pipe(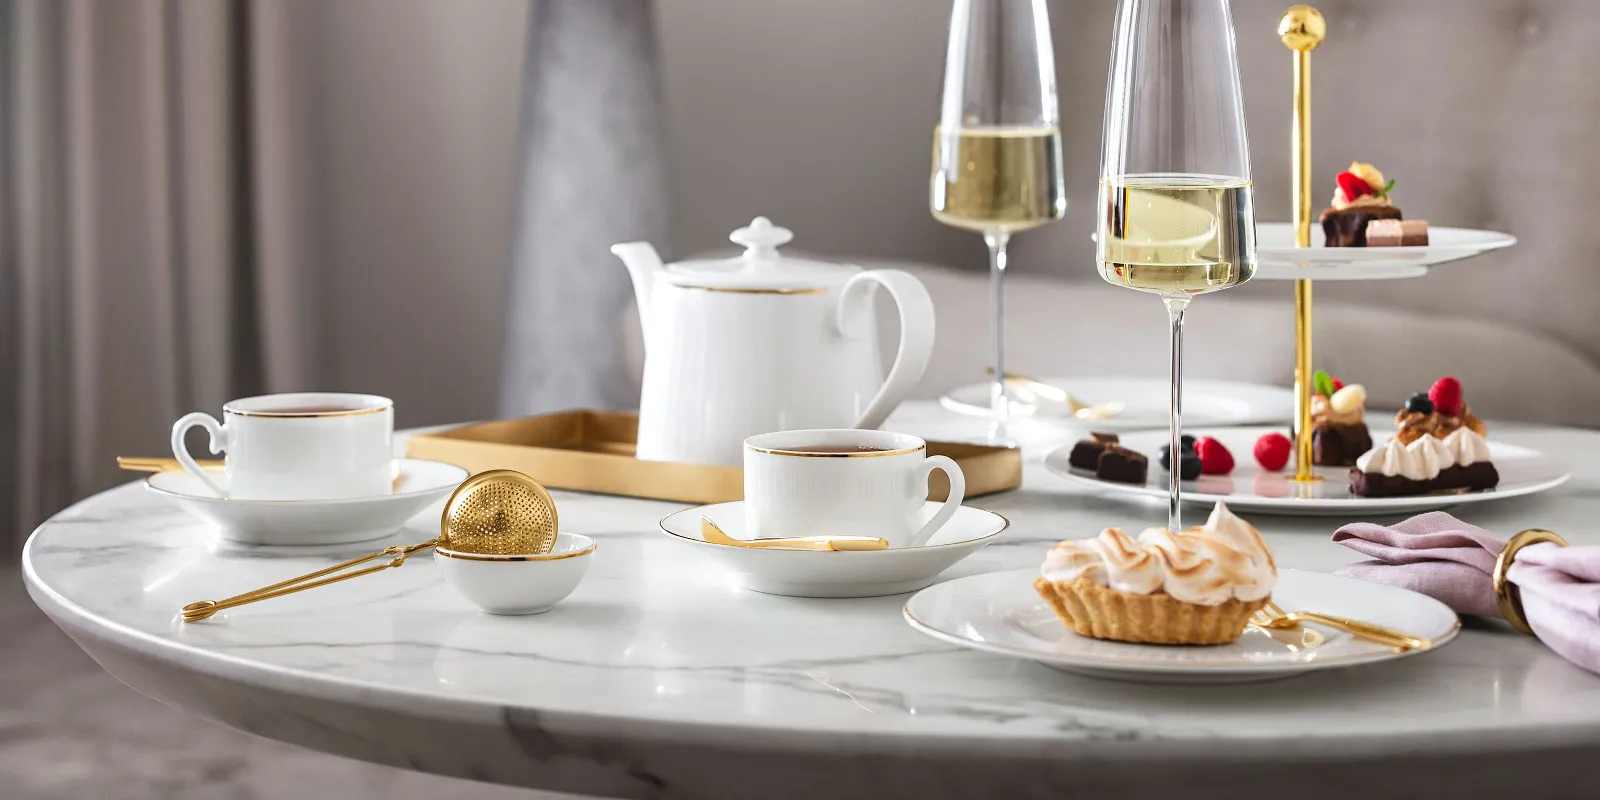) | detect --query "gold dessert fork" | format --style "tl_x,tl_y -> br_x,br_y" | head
1250,601 -> 1432,651
700,517 -> 888,551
